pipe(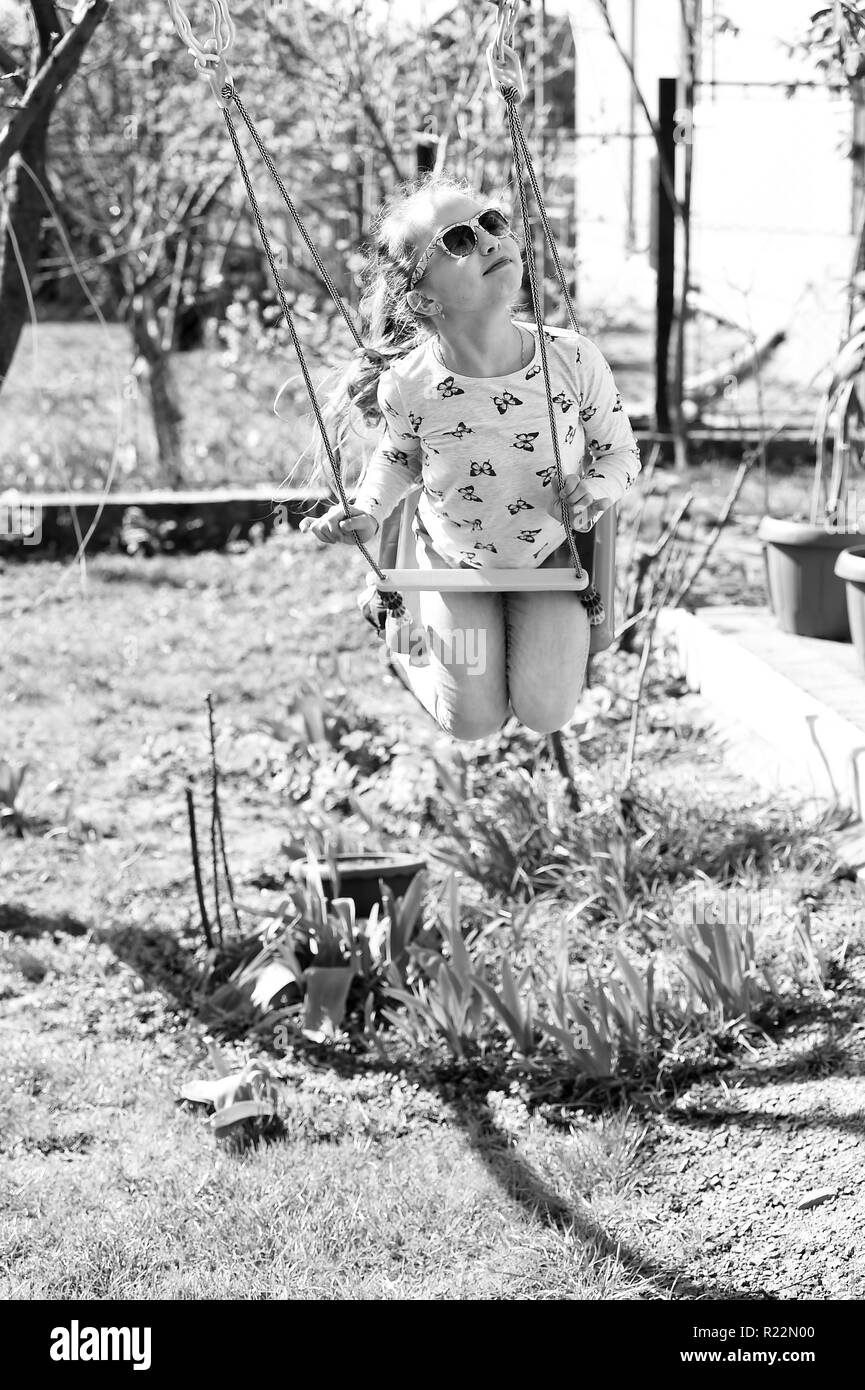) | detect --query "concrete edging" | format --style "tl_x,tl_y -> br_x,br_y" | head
657,604 -> 865,882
